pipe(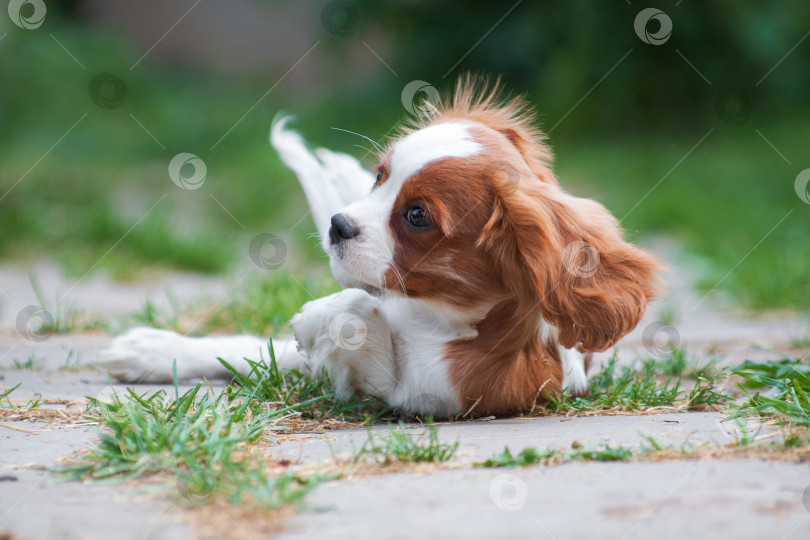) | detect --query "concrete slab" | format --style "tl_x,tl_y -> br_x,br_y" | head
0,469 -> 190,540
270,412 -> 746,465
279,461 -> 810,540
